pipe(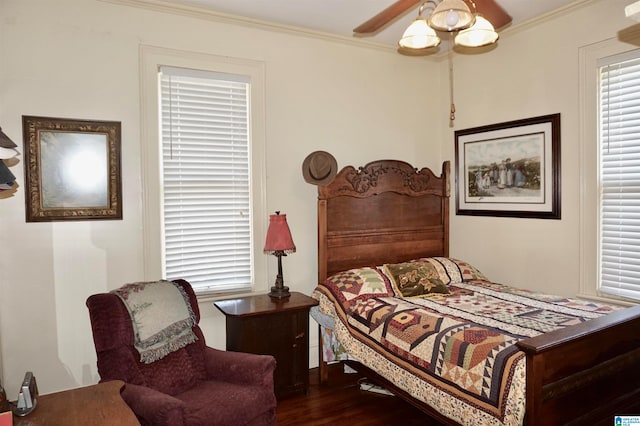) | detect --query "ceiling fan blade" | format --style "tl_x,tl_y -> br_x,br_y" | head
353,0 -> 422,34
473,0 -> 512,30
